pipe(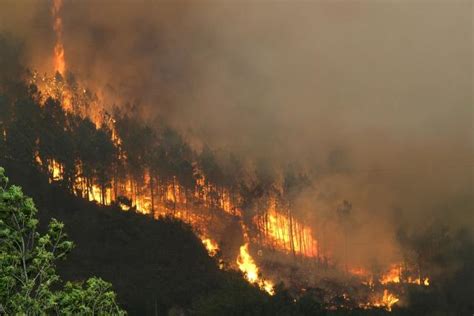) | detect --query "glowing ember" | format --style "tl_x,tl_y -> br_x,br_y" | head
237,243 -> 274,295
